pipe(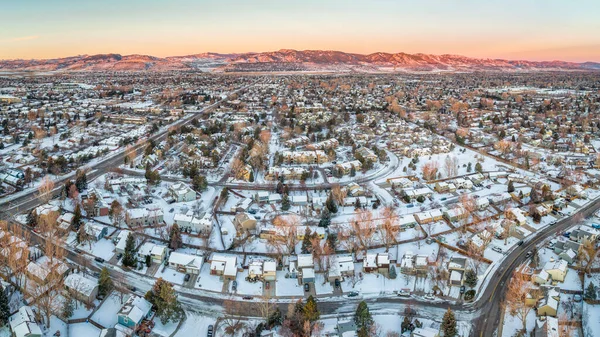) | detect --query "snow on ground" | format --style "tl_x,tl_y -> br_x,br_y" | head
174,311 -> 215,337
71,303 -> 95,320
314,274 -> 334,295
77,238 -> 116,261
46,316 -> 68,337
501,308 -> 536,337
234,270 -> 263,296
0,327 -> 10,337
195,264 -> 224,292
155,267 -> 186,285
583,302 -> 600,336
275,271 -> 304,297
152,318 -> 180,337
69,323 -> 101,337
91,292 -> 126,328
